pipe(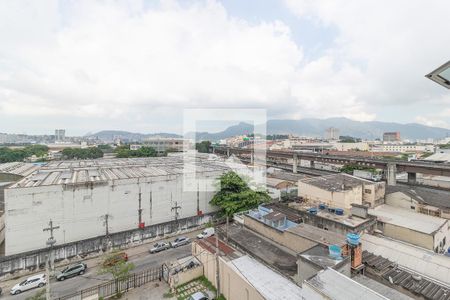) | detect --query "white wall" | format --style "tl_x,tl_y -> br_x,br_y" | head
5,171 -> 221,255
